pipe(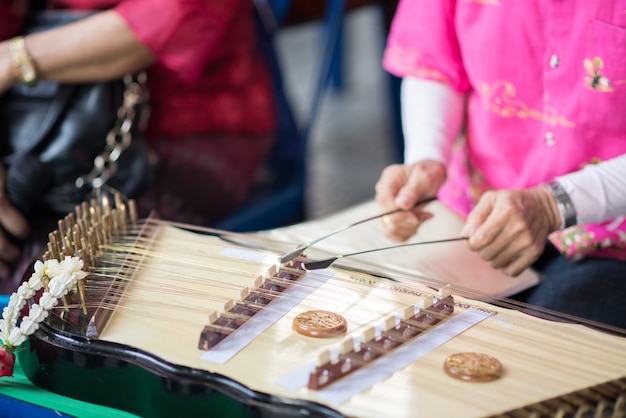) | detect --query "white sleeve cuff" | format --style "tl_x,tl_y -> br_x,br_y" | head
556,153 -> 626,225
400,77 -> 466,165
